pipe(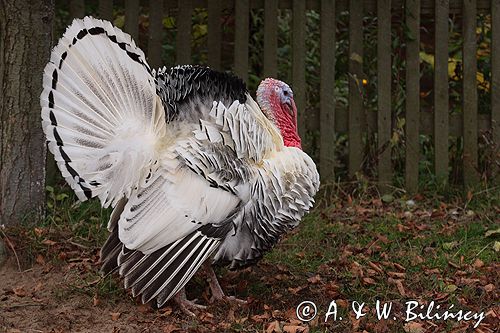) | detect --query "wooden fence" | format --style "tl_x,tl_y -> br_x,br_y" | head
61,0 -> 499,192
